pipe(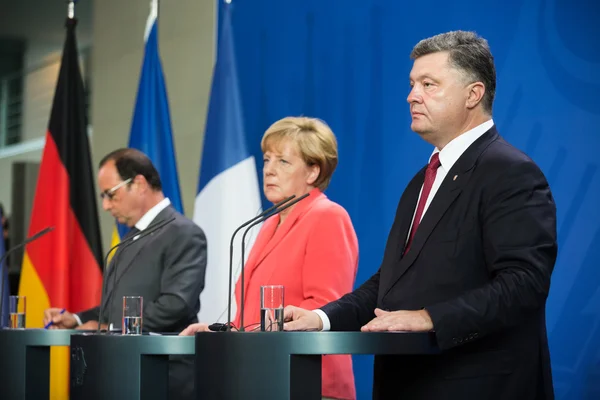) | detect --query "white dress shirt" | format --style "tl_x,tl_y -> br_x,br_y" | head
74,197 -> 172,326
315,120 -> 495,331
134,197 -> 171,234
